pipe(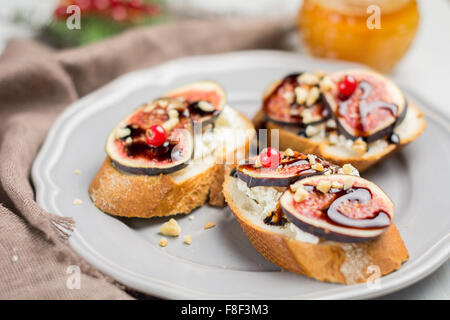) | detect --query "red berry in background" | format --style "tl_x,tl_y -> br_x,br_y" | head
54,5 -> 68,19
128,0 -> 144,10
145,3 -> 160,16
145,125 -> 167,147
93,0 -> 110,10
75,0 -> 92,11
111,4 -> 128,21
109,0 -> 123,7
259,148 -> 281,168
338,75 -> 357,99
